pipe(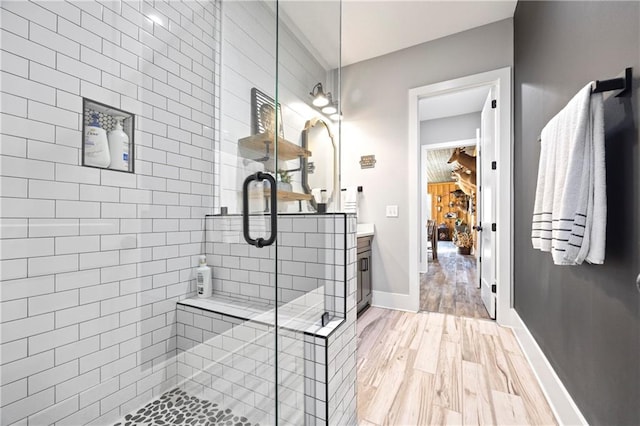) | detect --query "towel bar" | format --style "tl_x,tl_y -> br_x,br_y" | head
592,67 -> 632,97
